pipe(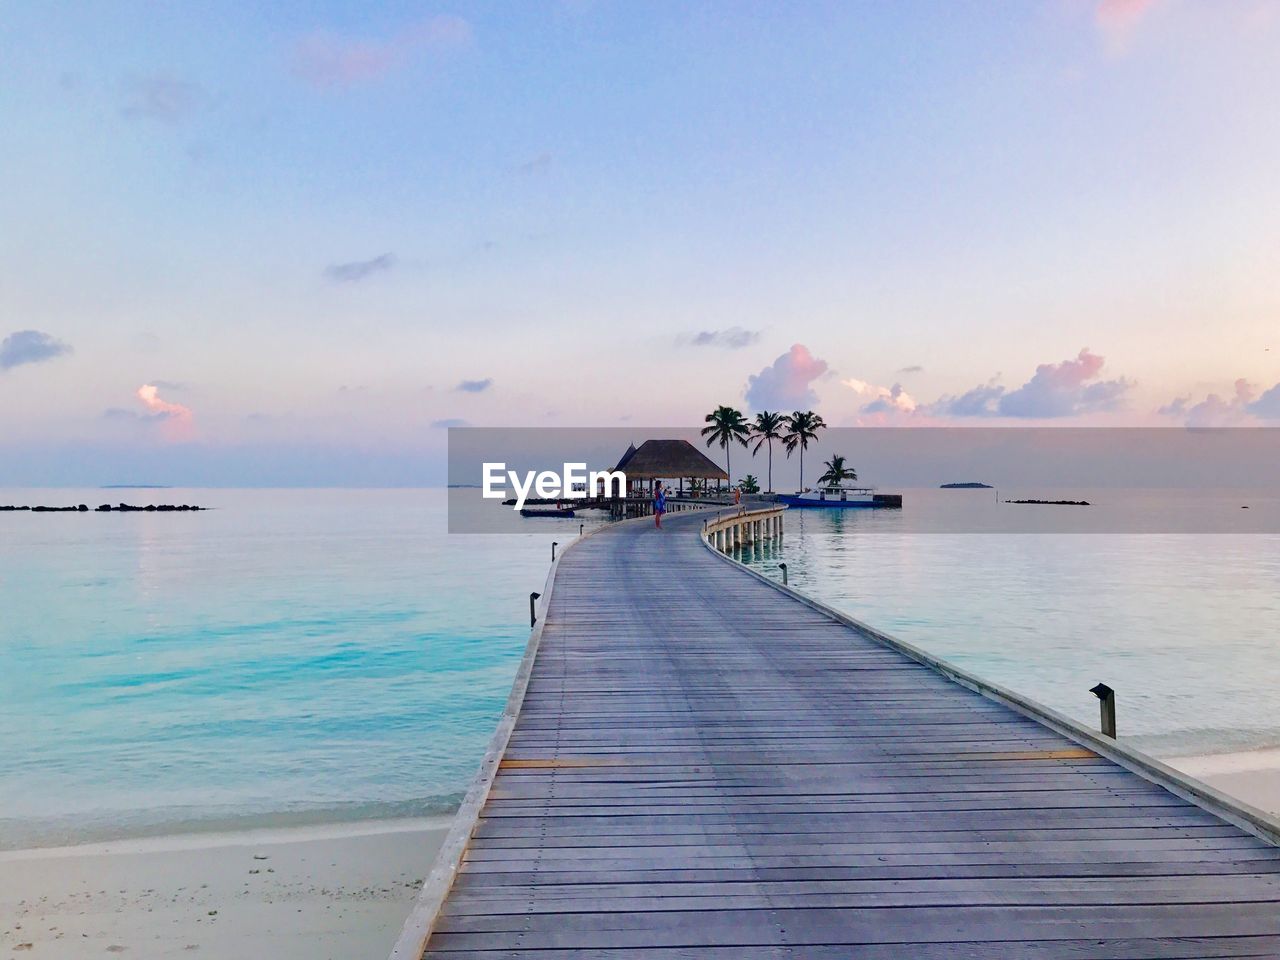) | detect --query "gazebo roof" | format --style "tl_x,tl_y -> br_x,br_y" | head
614,439 -> 728,480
